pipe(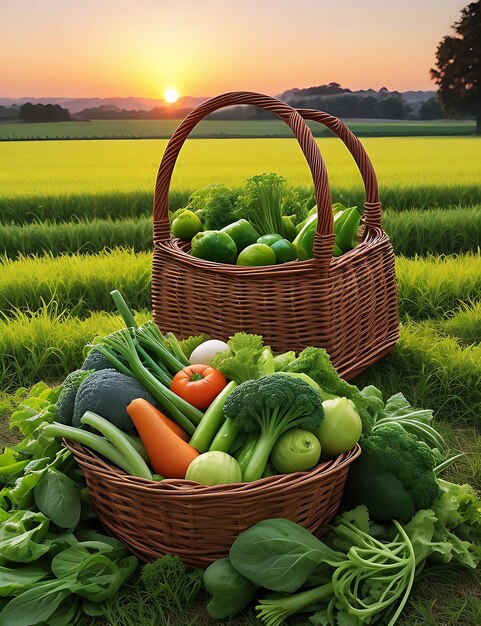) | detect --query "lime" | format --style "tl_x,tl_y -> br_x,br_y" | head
190,230 -> 237,264
257,234 -> 283,246
236,243 -> 276,266
270,238 -> 298,263
171,210 -> 203,240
